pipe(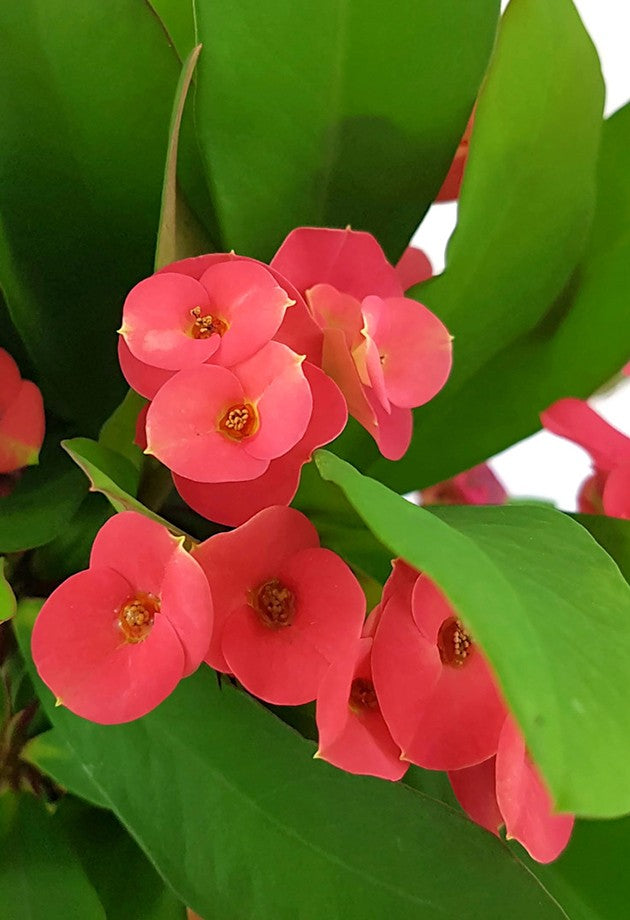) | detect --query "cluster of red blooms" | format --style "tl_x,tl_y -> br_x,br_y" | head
119,227 -> 451,525
0,348 -> 45,496
24,221 -> 629,866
